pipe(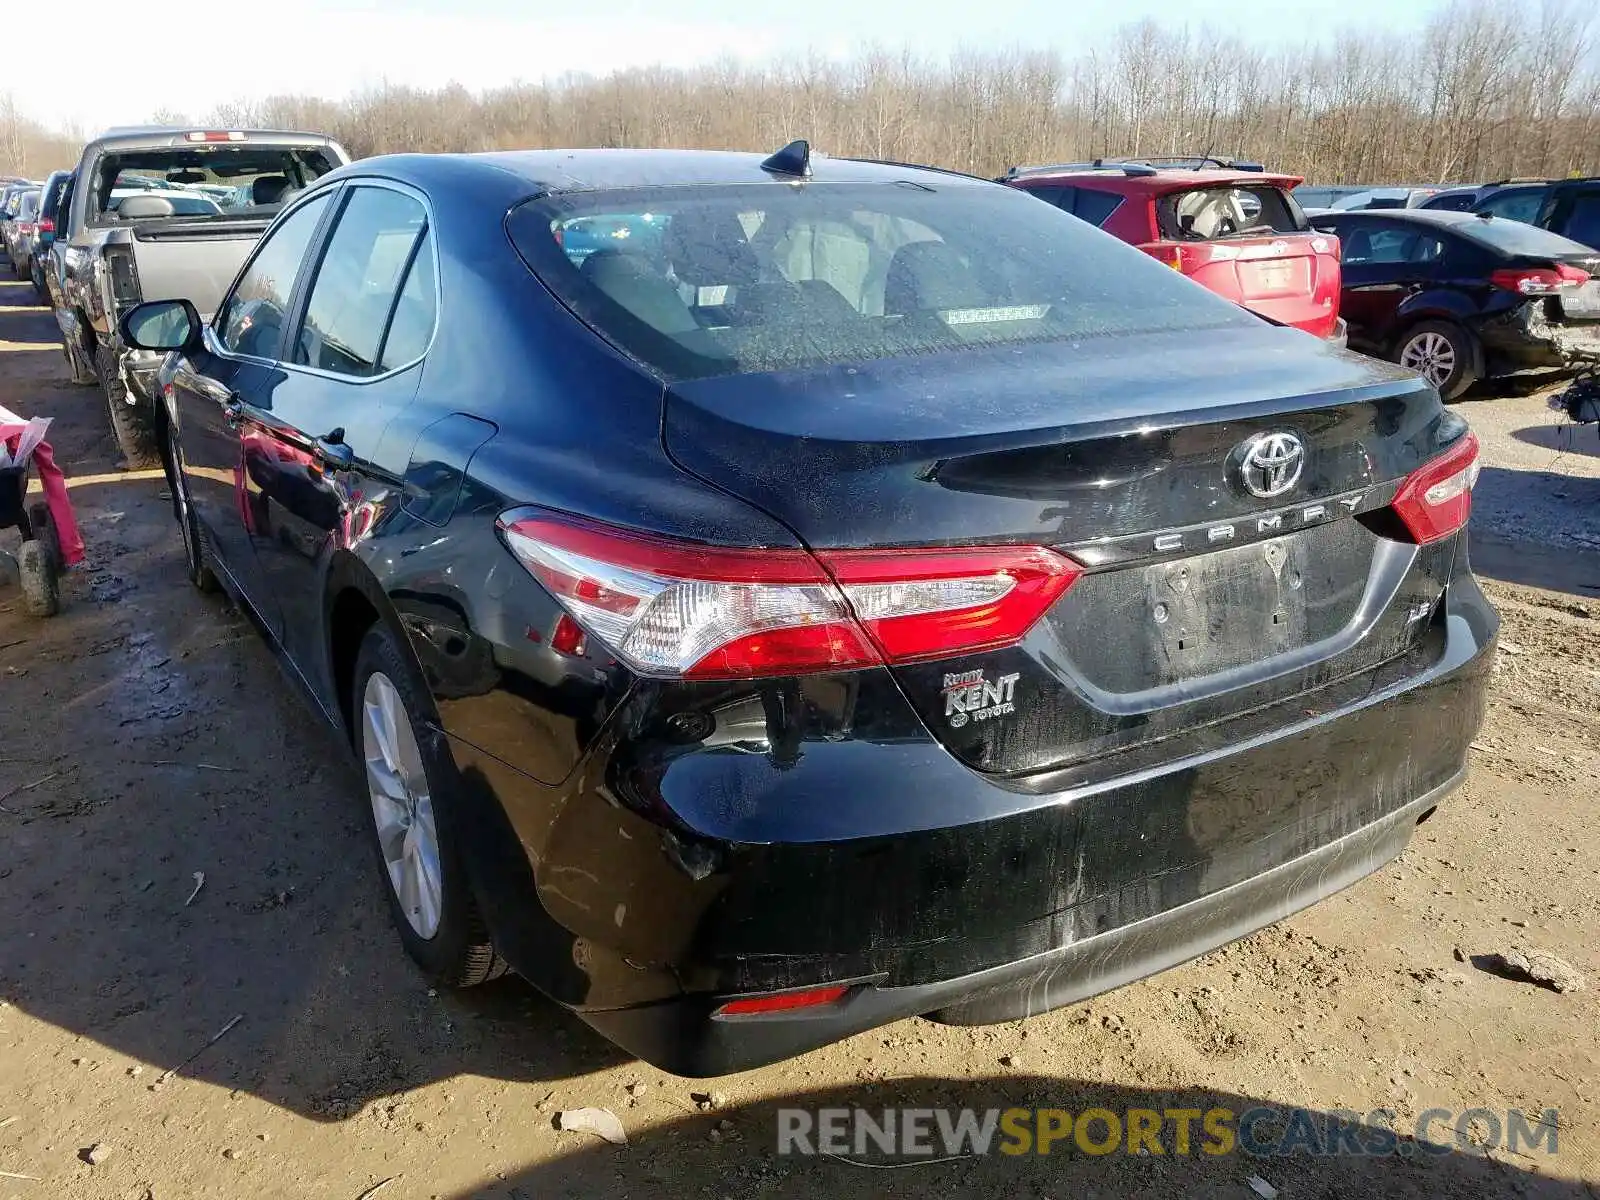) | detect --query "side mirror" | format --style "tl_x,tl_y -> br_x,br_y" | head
121,298 -> 201,352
